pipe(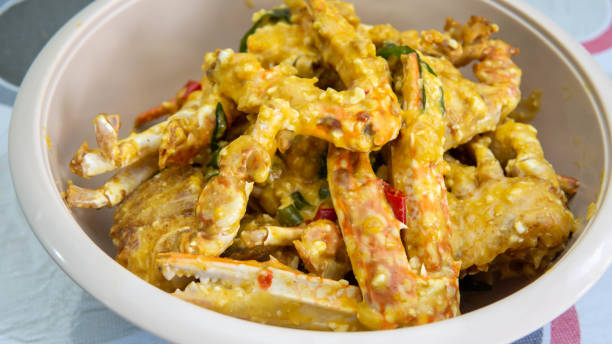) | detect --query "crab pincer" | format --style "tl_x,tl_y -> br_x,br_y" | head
169,101 -> 290,256
390,51 -> 461,323
157,253 -> 364,331
183,0 -> 405,257
327,147 -> 420,329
